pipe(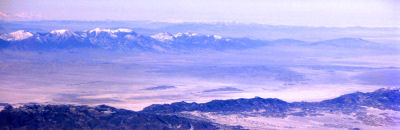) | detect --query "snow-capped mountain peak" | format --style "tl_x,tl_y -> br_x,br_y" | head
173,33 -> 183,38
113,28 -> 132,33
151,33 -> 173,42
47,29 -> 80,40
173,32 -> 198,38
89,28 -> 132,34
88,28 -> 133,38
89,28 -> 116,37
0,30 -> 33,41
152,32 -> 222,42
212,35 -> 222,39
184,32 -> 198,37
50,29 -> 69,34
89,28 -> 107,33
